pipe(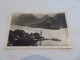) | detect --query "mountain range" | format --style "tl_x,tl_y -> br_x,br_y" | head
11,13 -> 67,30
